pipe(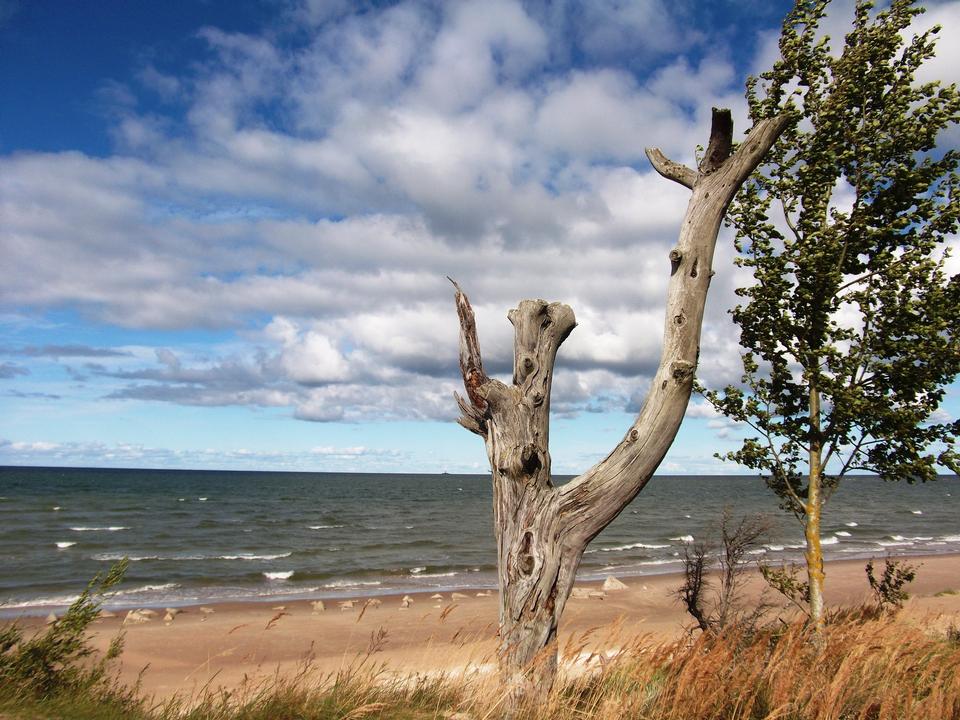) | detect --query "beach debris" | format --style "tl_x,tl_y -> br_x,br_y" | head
45,613 -> 57,625
602,576 -> 628,591
164,608 -> 182,617
431,593 -> 444,600
339,601 -> 355,611
311,600 -> 326,613
570,588 -> 591,600
587,590 -> 606,600
123,610 -> 151,625
400,598 -> 413,609
163,612 -> 175,623
402,594 -> 414,603
272,605 -> 287,610
200,606 -> 215,614
98,610 -> 117,619
475,590 -> 492,597
451,592 -> 469,601
137,608 -> 158,617
433,604 -> 443,609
